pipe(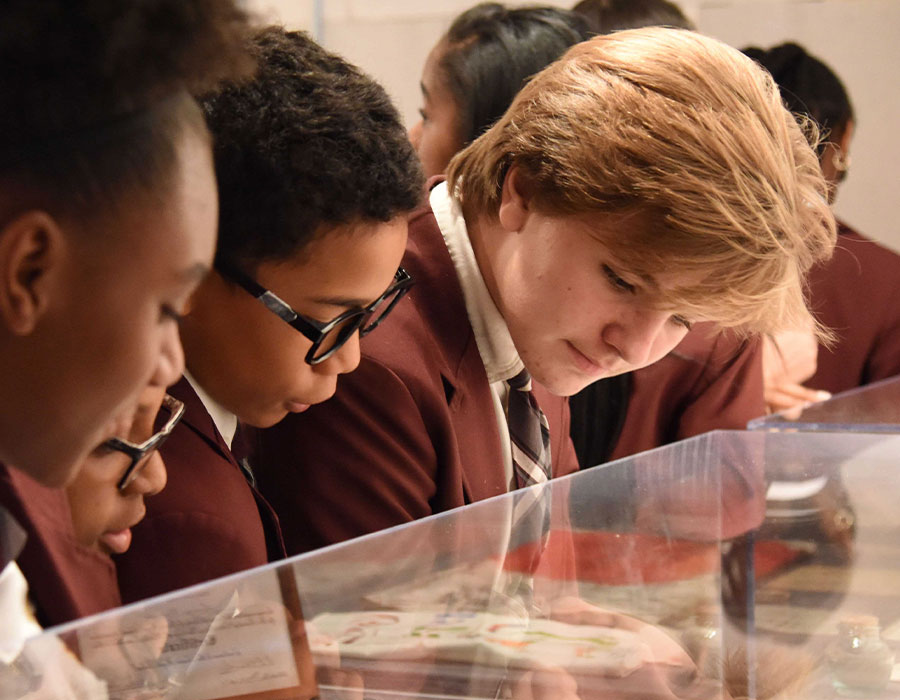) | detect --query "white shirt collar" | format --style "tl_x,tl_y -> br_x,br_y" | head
0,562 -> 42,663
184,371 -> 238,450
430,181 -> 524,383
